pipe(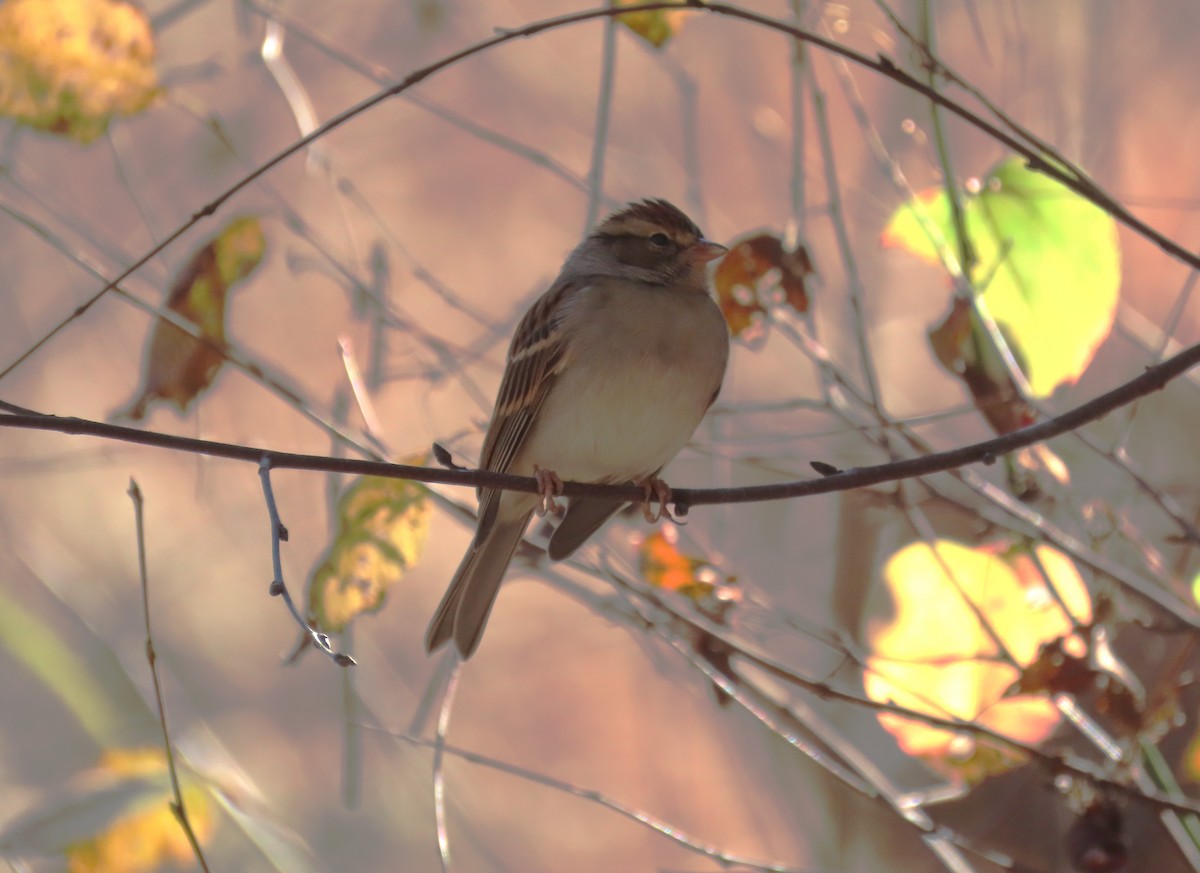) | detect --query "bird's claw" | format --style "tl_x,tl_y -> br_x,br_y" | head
534,466 -> 564,516
638,476 -> 674,523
